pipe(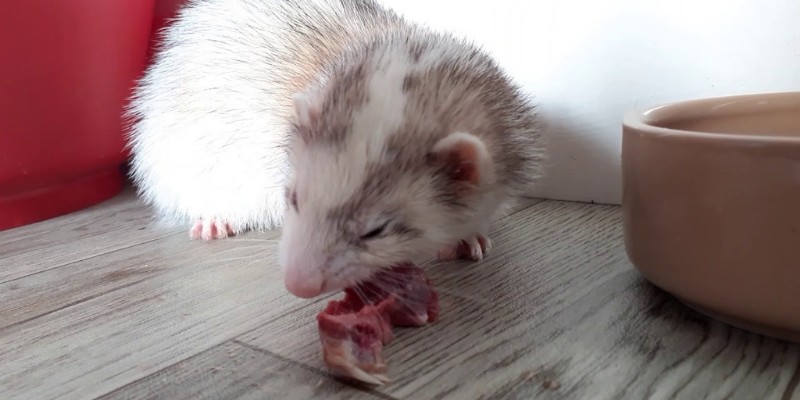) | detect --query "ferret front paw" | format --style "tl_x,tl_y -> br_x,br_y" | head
437,233 -> 493,262
190,218 -> 235,241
